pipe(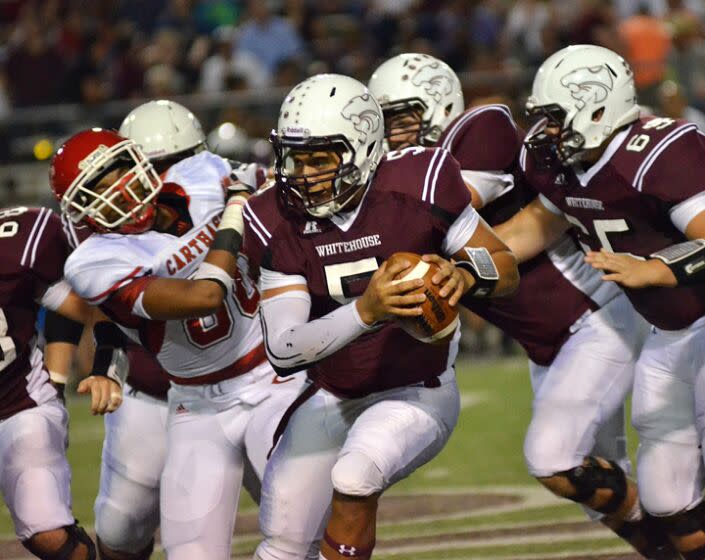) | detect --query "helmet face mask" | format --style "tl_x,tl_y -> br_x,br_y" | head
381,99 -> 428,150
524,104 -> 586,167
51,130 -> 162,234
272,74 -> 385,219
272,132 -> 363,218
